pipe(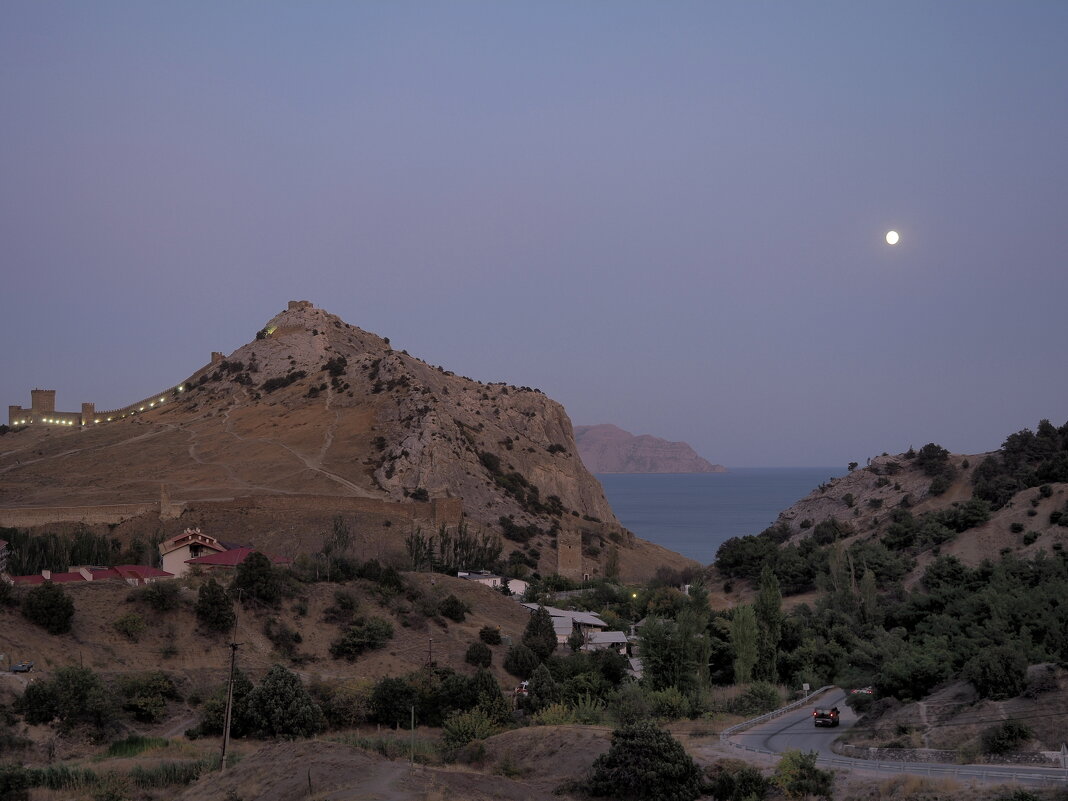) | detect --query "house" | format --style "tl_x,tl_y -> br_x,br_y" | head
521,603 -> 609,645
581,630 -> 630,655
457,571 -> 529,597
158,528 -> 233,577
185,546 -> 291,573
